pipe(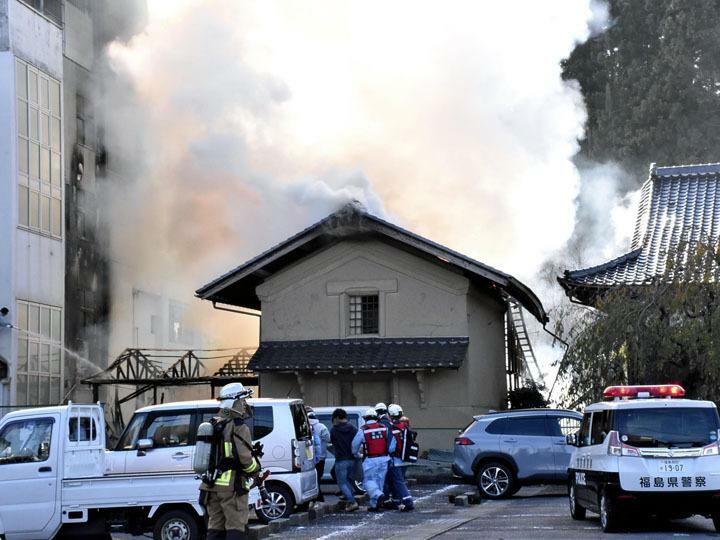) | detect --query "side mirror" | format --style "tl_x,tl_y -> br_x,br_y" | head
137,438 -> 153,456
566,433 -> 577,447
